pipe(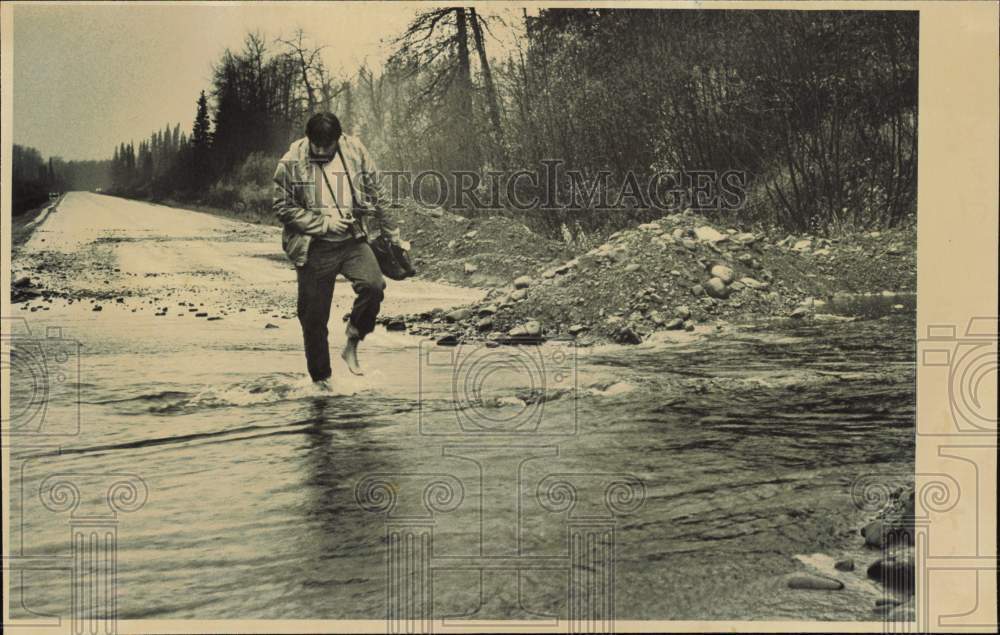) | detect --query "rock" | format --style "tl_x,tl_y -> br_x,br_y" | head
649,311 -> 665,326
476,317 -> 494,331
464,230 -> 478,239
446,308 -> 473,322
672,228 -> 685,241
638,222 -> 661,231
740,277 -> 767,290
446,239 -> 457,250
513,276 -> 533,289
568,324 -> 588,336
624,263 -> 641,273
682,238 -> 698,251
786,573 -> 845,591
425,207 -> 444,218
709,264 -> 735,284
703,277 -> 730,299
861,519 -> 884,547
508,325 -> 527,337
12,287 -> 42,303
464,262 -> 478,274
13,276 -> 31,288
691,284 -> 706,297
733,232 -> 757,244
386,319 -> 407,331
675,305 -> 692,320
195,312 -> 208,317
670,269 -> 681,277
729,280 -> 745,292
834,559 -> 855,572
510,289 -> 528,301
867,547 -> 915,593
683,320 -> 695,331
898,485 -> 916,518
554,260 -> 577,274
265,323 -> 280,329
523,320 -> 542,337
436,334 -> 460,346
862,518 -> 914,548
92,305 -> 103,311
885,602 -> 916,621
664,317 -> 684,330
478,305 -> 497,317
542,269 -> 556,279
605,248 -> 626,263
694,226 -> 726,242
207,316 -> 223,321
611,325 -> 642,345
789,306 -> 811,319
792,239 -> 812,251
